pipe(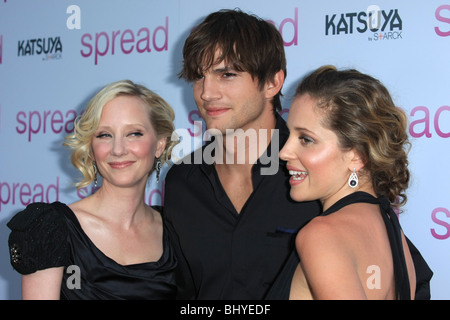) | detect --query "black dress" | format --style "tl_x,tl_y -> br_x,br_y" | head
7,202 -> 177,300
265,192 -> 433,300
